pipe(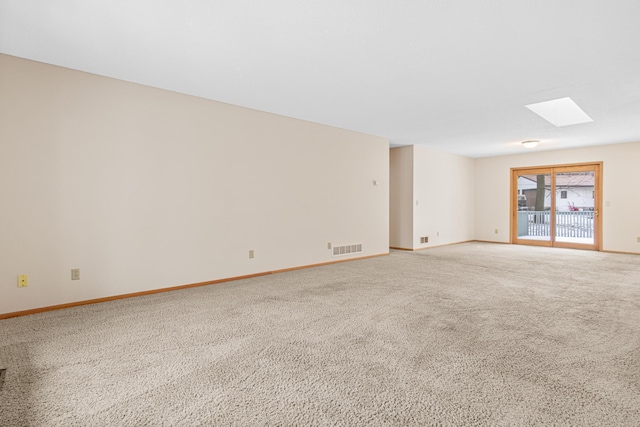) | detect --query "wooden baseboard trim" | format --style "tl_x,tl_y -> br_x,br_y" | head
391,241 -> 477,252
274,253 -> 388,273
413,240 -> 475,251
602,249 -> 640,256
0,253 -> 389,320
473,240 -> 510,244
0,272 -> 272,320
